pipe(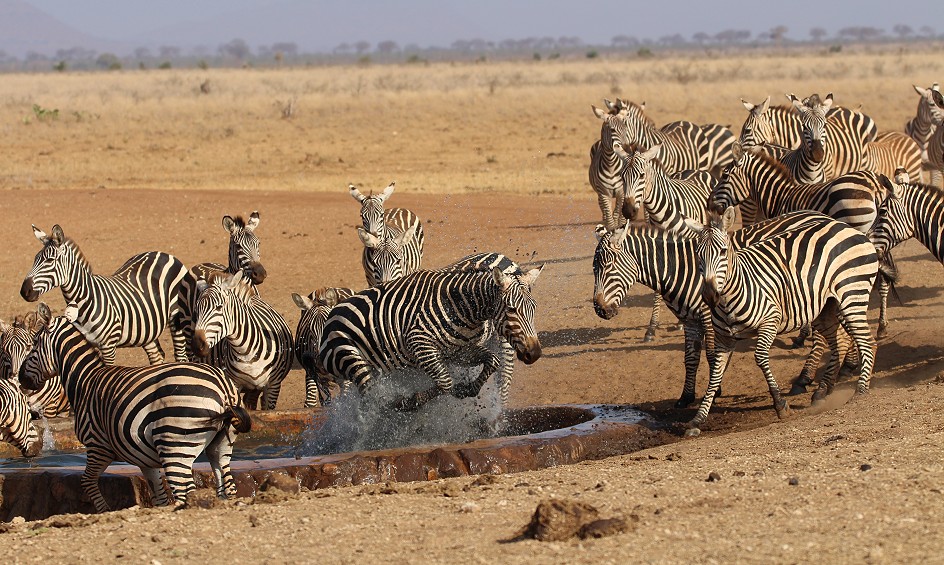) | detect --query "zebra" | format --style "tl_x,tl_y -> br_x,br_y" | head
21,224 -> 191,364
19,304 -> 251,512
0,306 -> 69,418
905,83 -> 944,186
319,266 -> 542,414
0,377 -> 41,458
593,211 -> 853,408
738,97 -> 804,151
192,271 -> 294,410
350,182 -> 425,286
779,93 -> 876,184
699,122 -> 737,178
292,286 -> 355,408
681,208 -> 883,430
863,131 -> 923,182
189,212 -> 267,287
